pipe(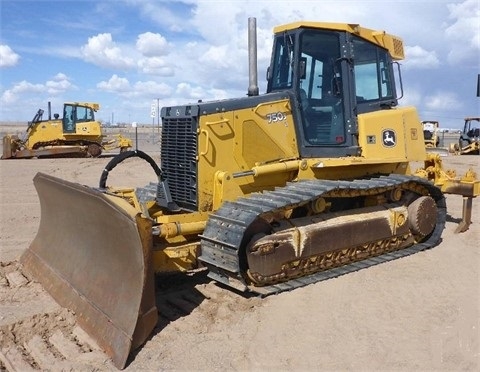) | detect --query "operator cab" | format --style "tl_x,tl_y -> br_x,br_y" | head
62,103 -> 97,133
463,117 -> 480,139
267,23 -> 401,157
